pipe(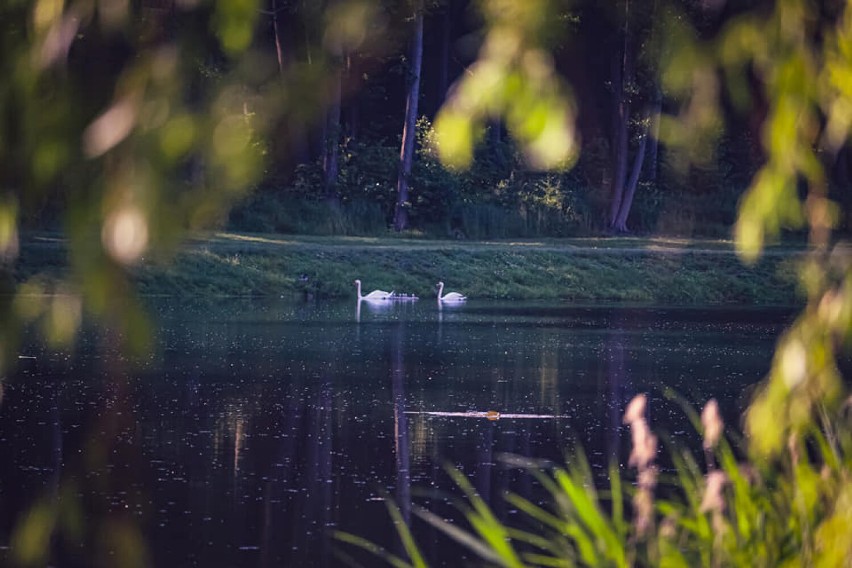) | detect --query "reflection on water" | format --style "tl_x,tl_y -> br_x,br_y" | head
0,298 -> 791,566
